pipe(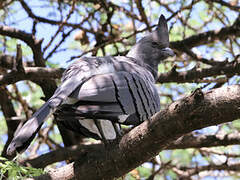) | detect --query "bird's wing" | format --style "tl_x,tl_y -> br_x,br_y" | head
55,71 -> 160,140
48,56 -> 116,107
